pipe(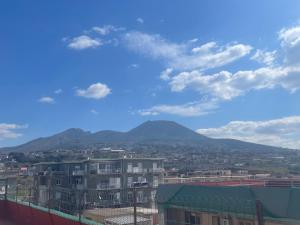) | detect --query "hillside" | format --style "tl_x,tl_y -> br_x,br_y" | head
0,120 -> 288,152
